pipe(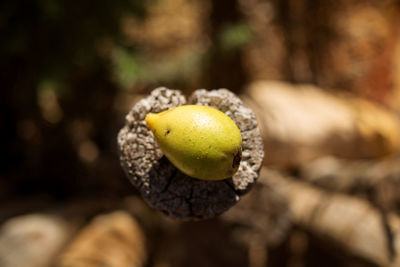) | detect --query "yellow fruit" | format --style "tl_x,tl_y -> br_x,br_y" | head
145,105 -> 242,180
